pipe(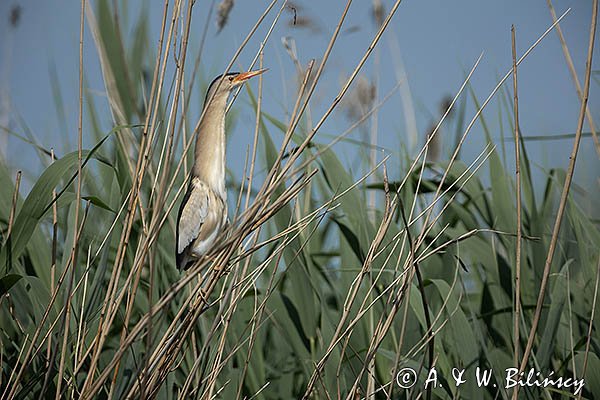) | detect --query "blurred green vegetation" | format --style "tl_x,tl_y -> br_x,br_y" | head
1,1 -> 598,399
